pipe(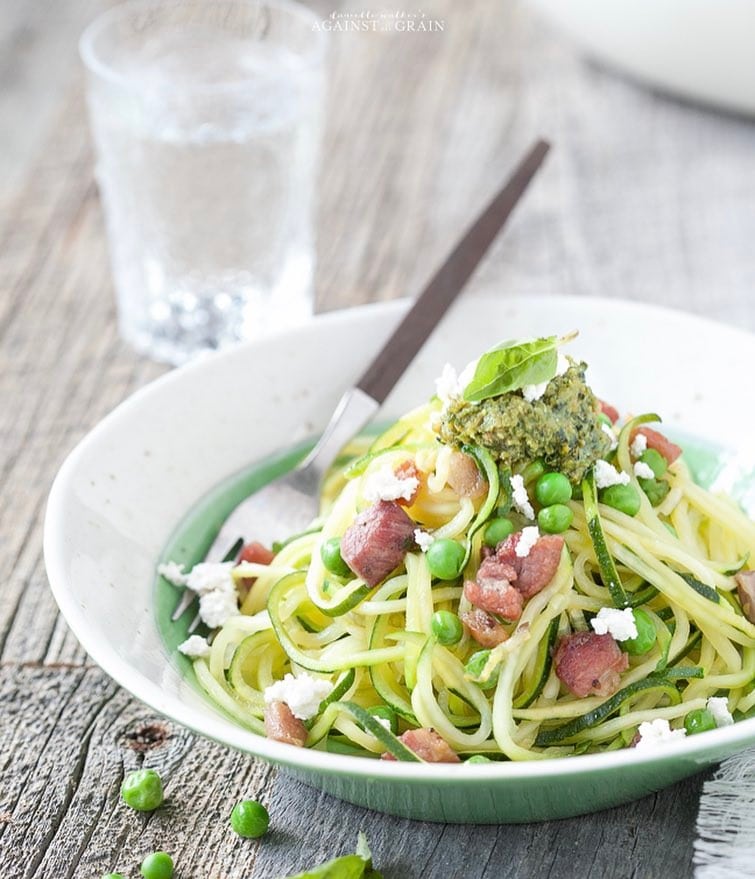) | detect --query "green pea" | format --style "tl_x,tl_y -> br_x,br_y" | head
483,517 -> 514,547
638,477 -> 670,508
465,650 -> 499,690
622,609 -> 656,655
534,472 -> 572,507
140,852 -> 173,879
600,483 -> 641,517
120,769 -> 163,812
230,799 -> 270,839
684,708 -> 717,735
537,503 -> 573,534
367,705 -> 398,735
426,538 -> 465,580
431,610 -> 463,646
320,537 -> 352,578
466,755 -> 491,764
640,448 -> 668,478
